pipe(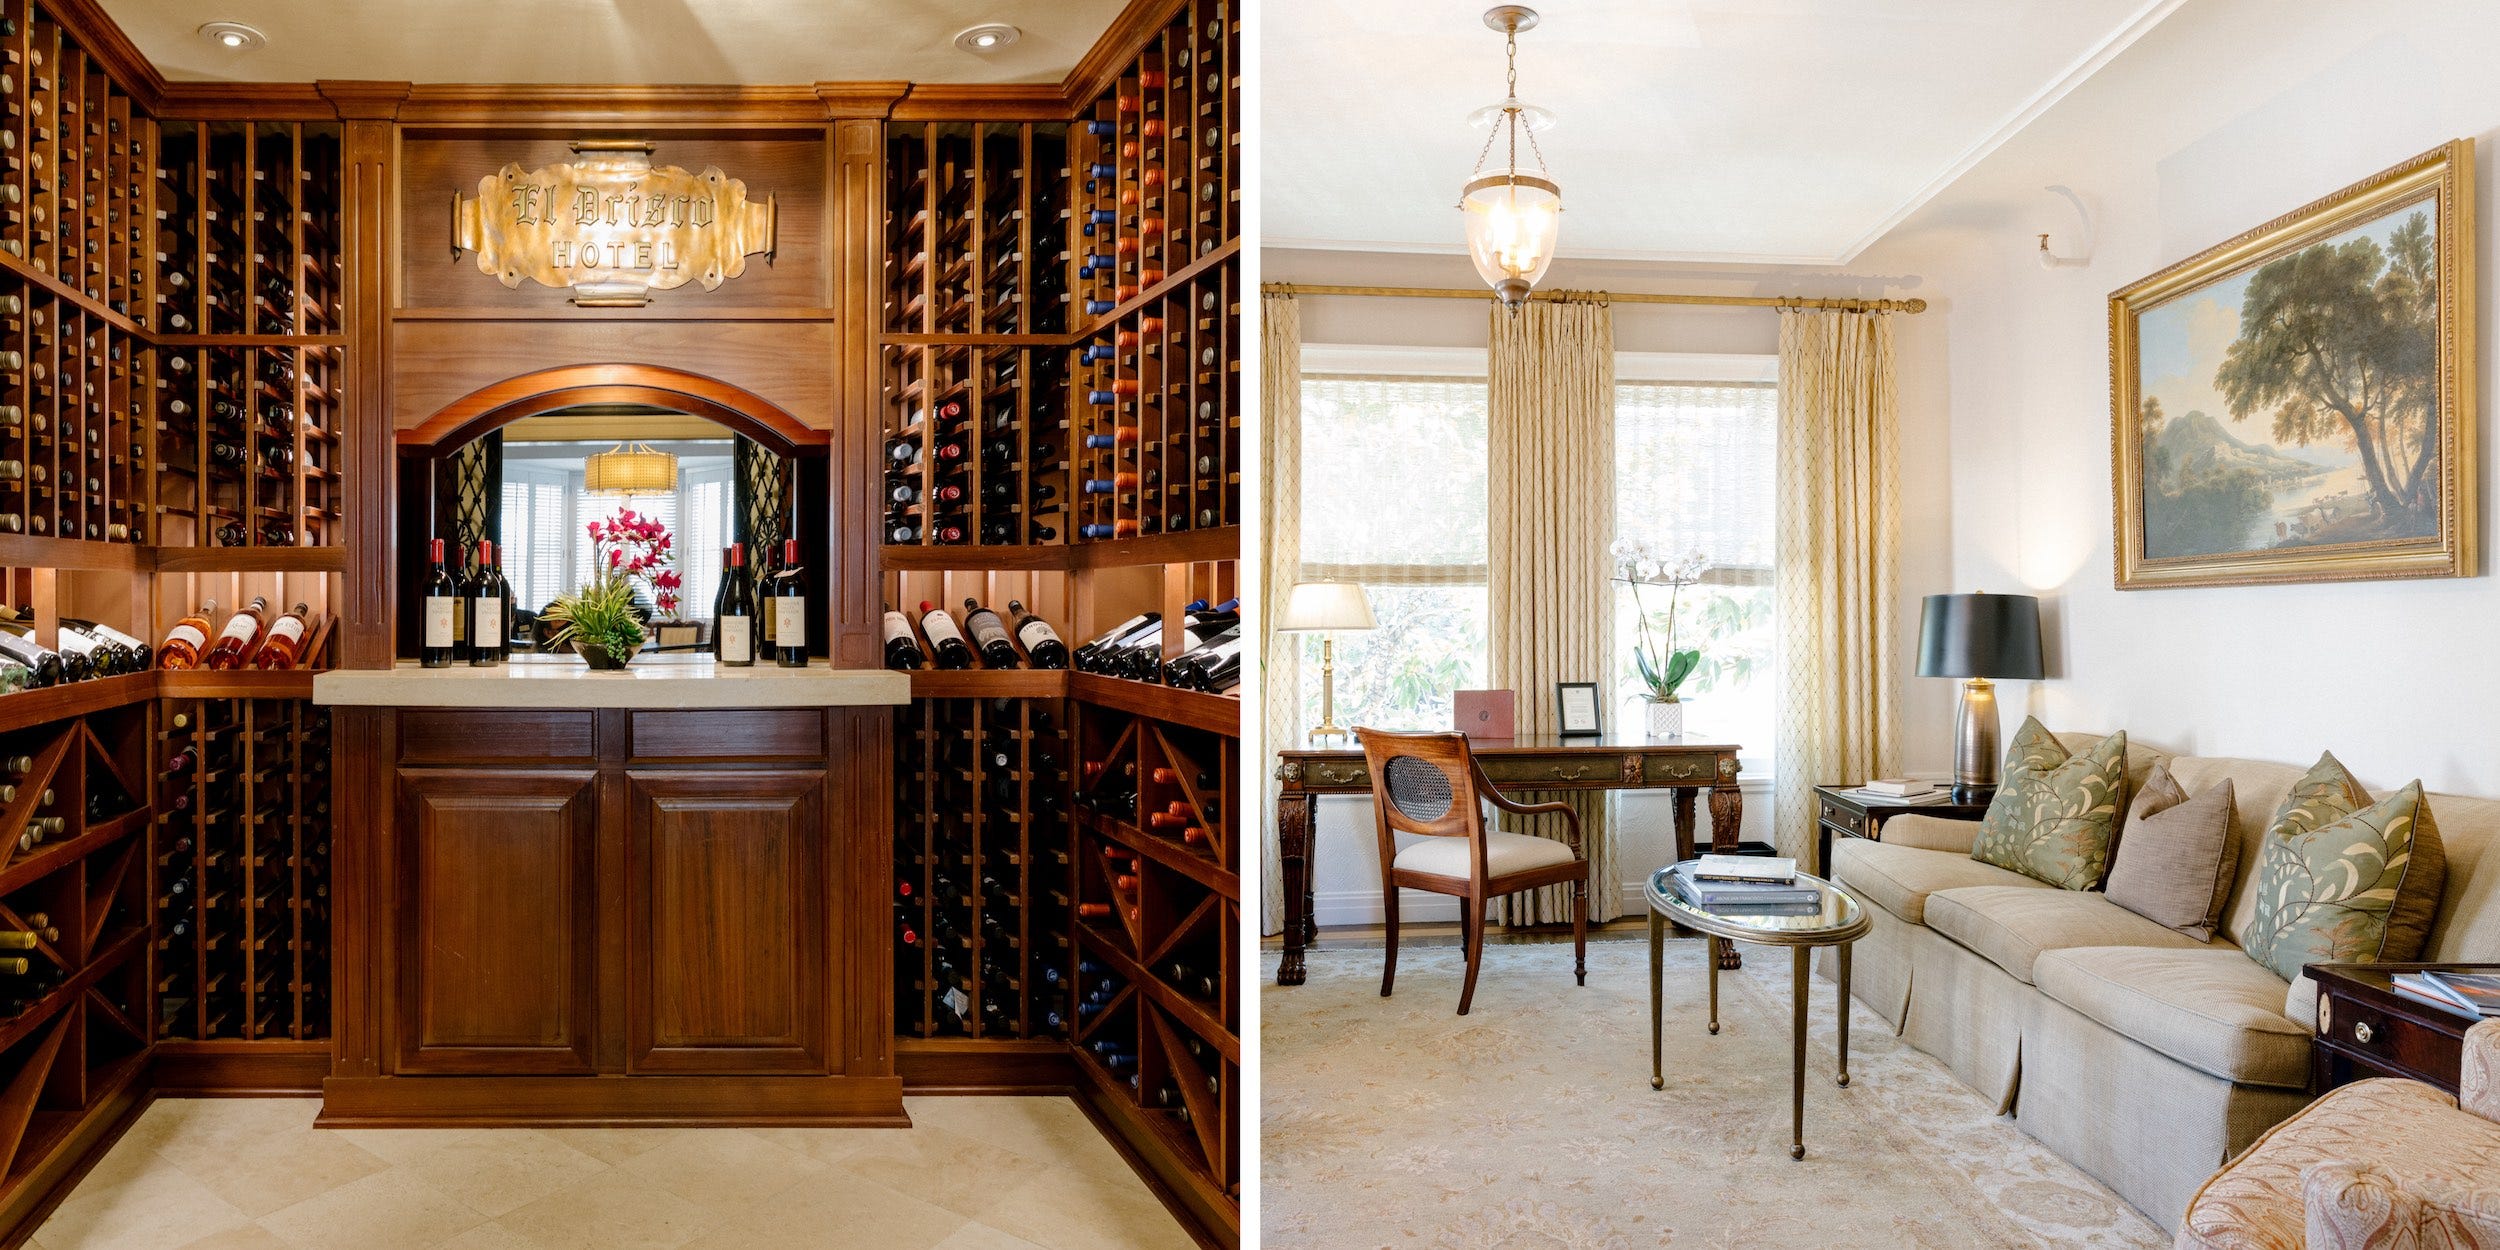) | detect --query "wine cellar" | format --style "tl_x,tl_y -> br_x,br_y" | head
0,0 -> 1244,1245
878,0 -> 1243,1237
